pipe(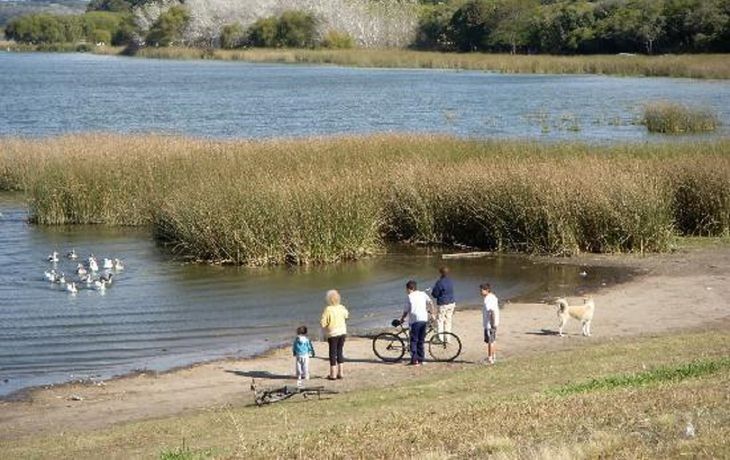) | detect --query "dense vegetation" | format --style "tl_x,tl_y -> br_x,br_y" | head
4,0 -> 730,54
4,9 -> 135,46
1,135 -> 728,265
416,0 -> 730,54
